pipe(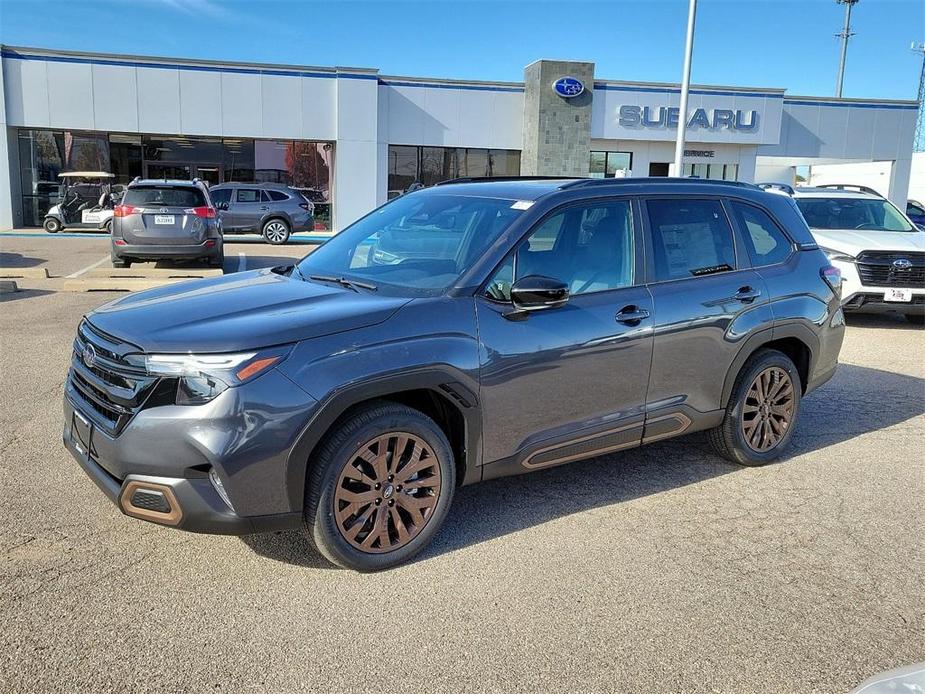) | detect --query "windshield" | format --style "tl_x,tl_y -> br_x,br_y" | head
795,197 -> 914,232
296,193 -> 526,296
